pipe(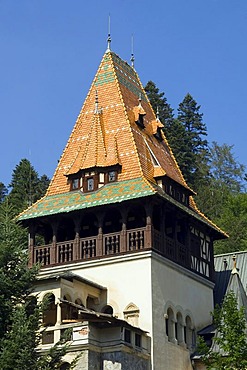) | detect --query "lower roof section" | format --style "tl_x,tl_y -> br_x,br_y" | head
18,177 -> 155,221
18,176 -> 226,238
